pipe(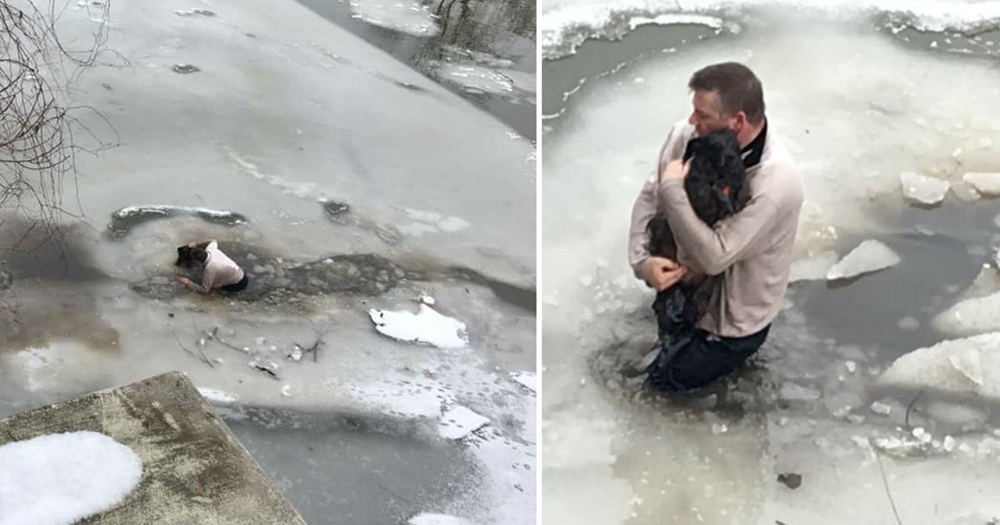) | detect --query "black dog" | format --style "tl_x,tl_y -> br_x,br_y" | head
643,128 -> 751,390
